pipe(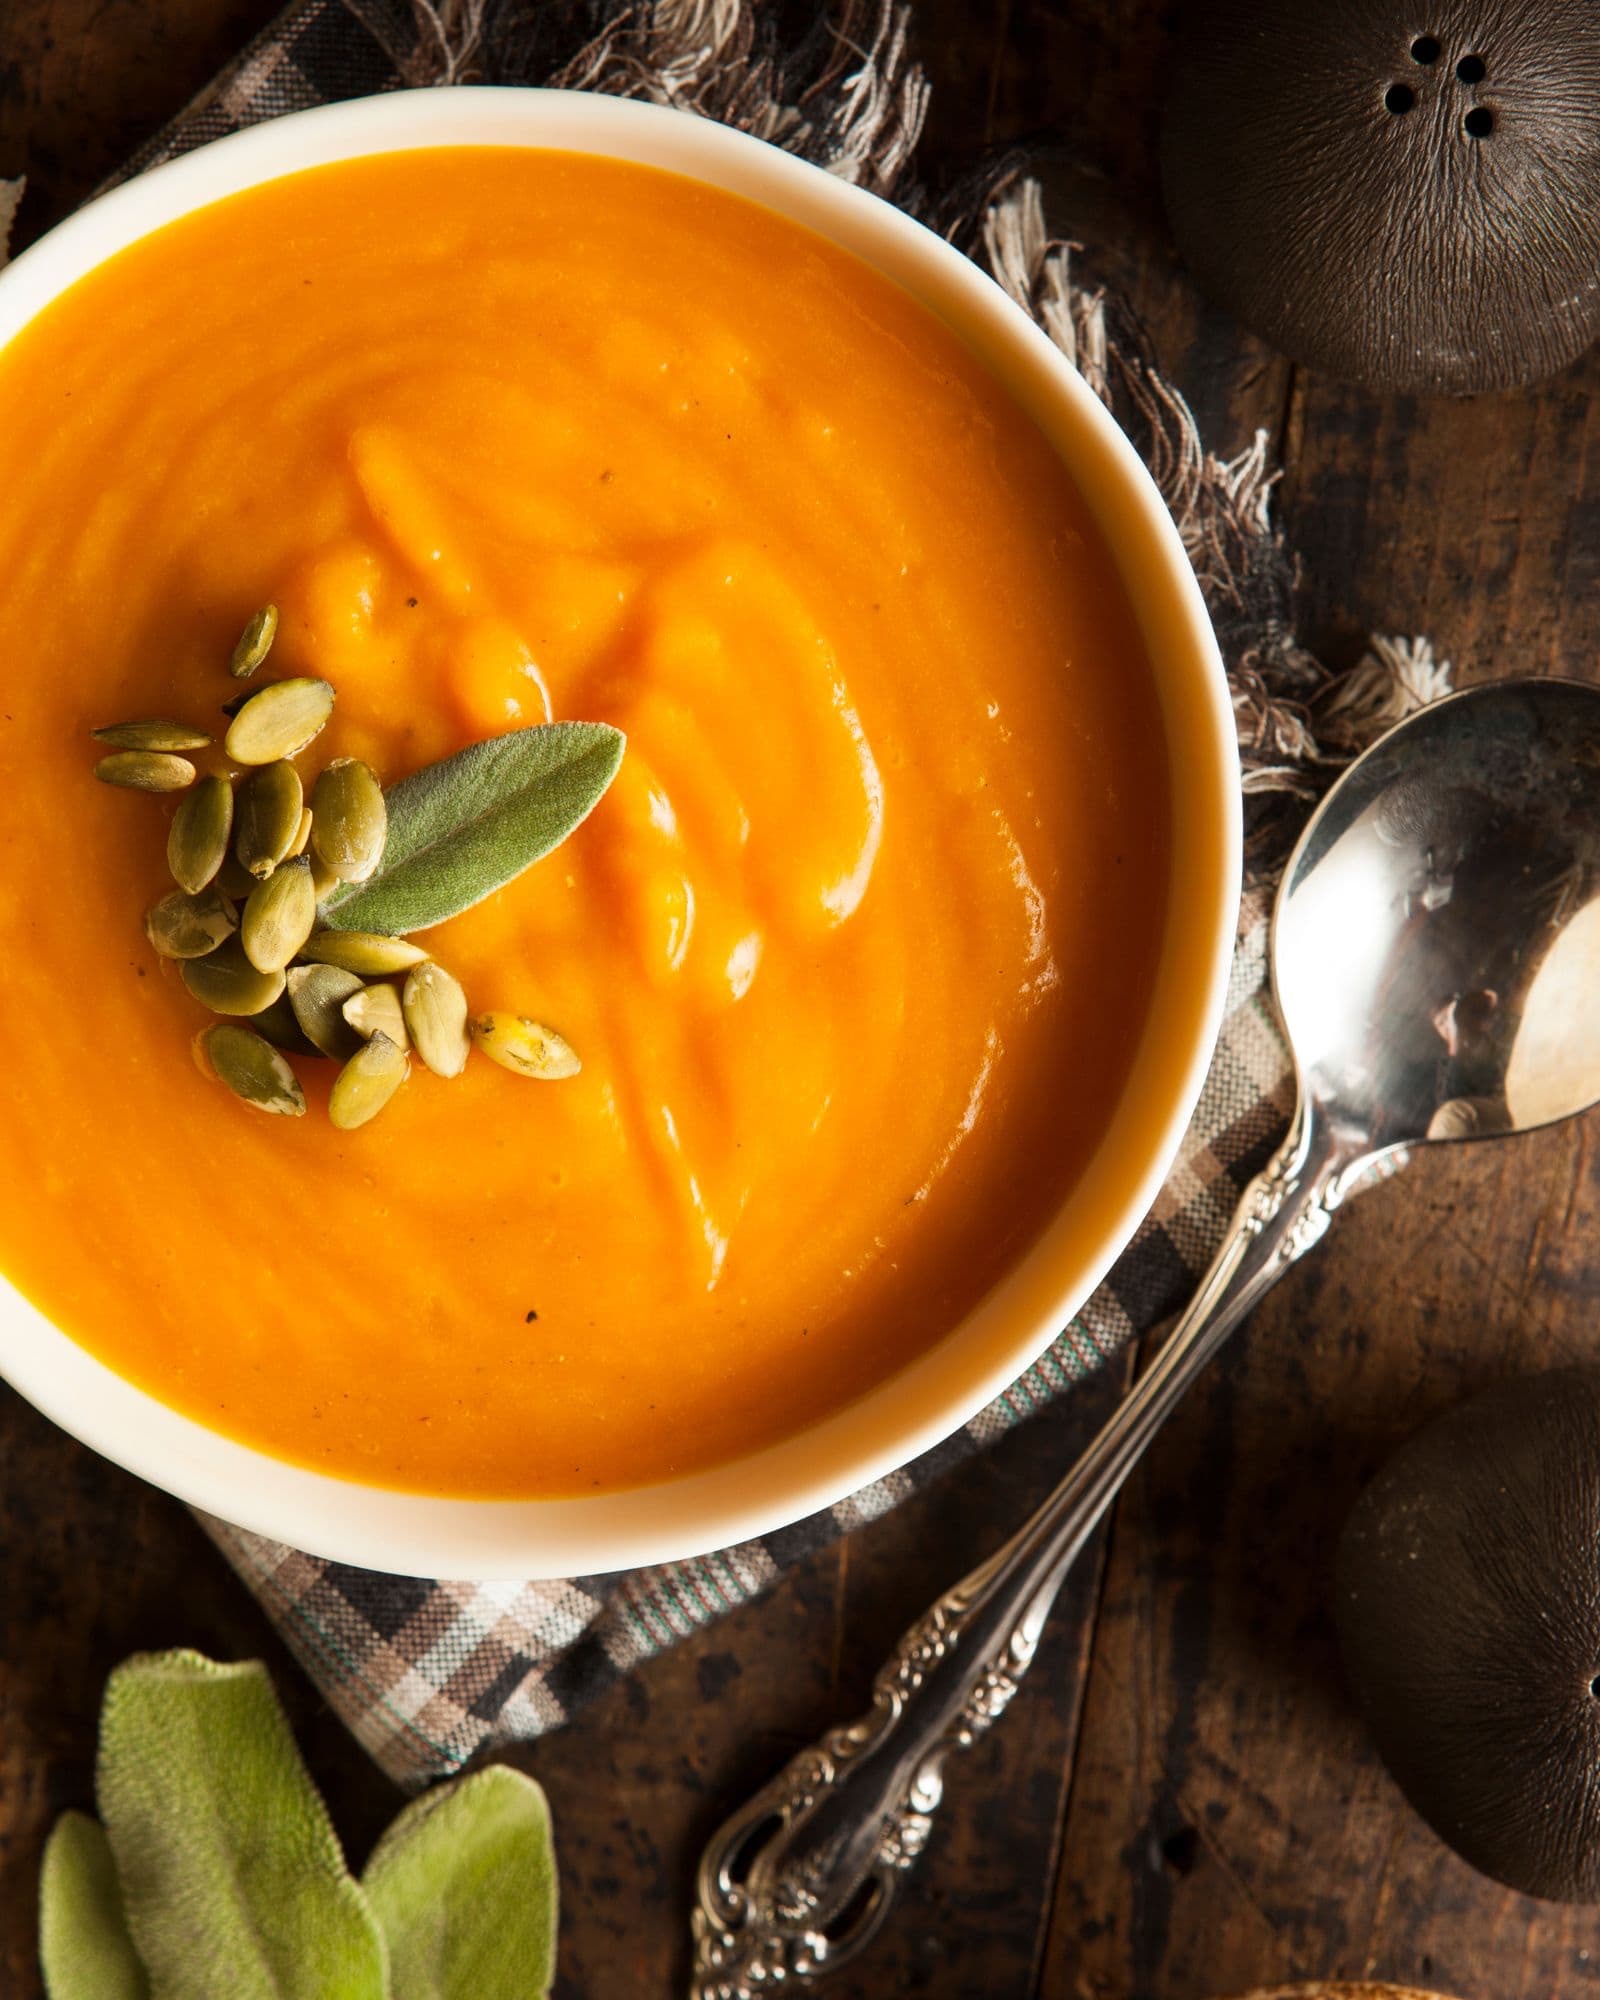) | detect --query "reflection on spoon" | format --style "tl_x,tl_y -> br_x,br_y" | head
1507,893 -> 1600,1130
